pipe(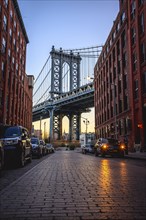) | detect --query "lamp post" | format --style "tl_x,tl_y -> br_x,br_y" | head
82,117 -> 90,134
